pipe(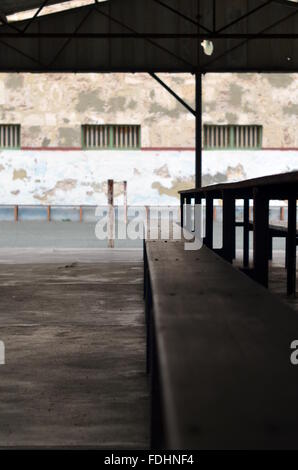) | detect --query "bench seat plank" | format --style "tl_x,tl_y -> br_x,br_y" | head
146,240 -> 298,449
